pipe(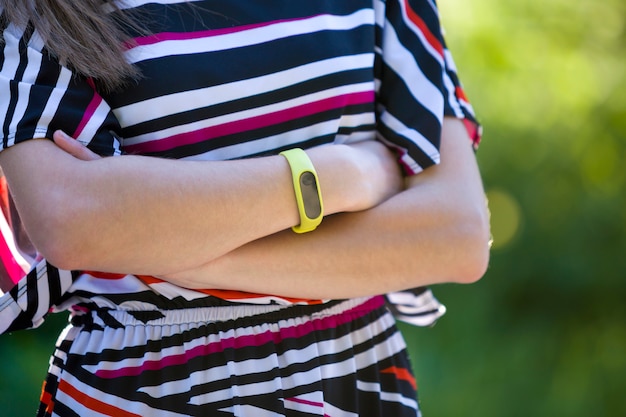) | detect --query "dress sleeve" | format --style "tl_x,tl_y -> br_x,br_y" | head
0,21 -> 122,333
374,0 -> 481,175
0,21 -> 122,155
376,0 -> 482,327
